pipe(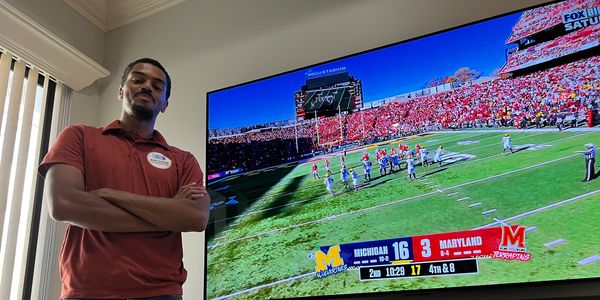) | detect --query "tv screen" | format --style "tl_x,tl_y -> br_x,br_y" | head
205,0 -> 600,299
